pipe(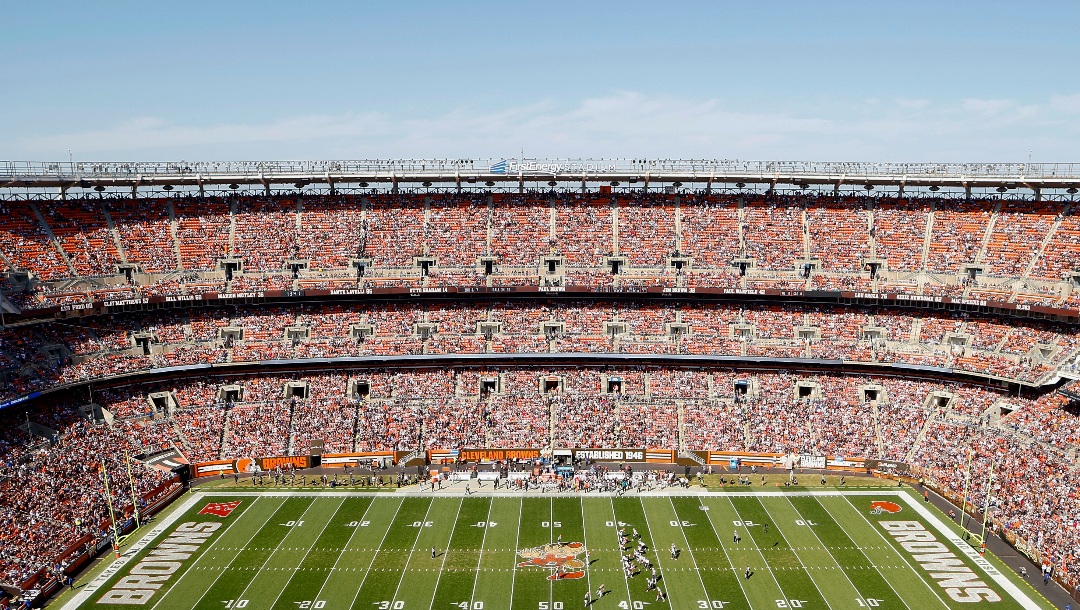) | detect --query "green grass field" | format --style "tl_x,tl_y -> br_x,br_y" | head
61,488 -> 1051,610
